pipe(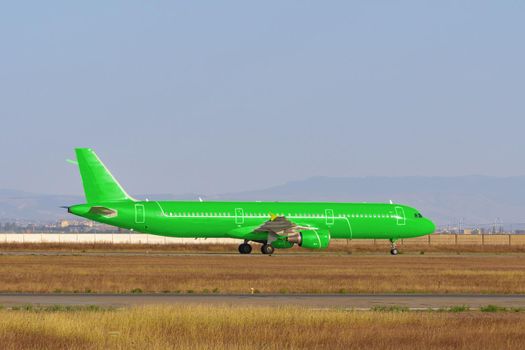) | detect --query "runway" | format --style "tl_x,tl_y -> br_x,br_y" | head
1,293 -> 525,309
0,250 -> 520,258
